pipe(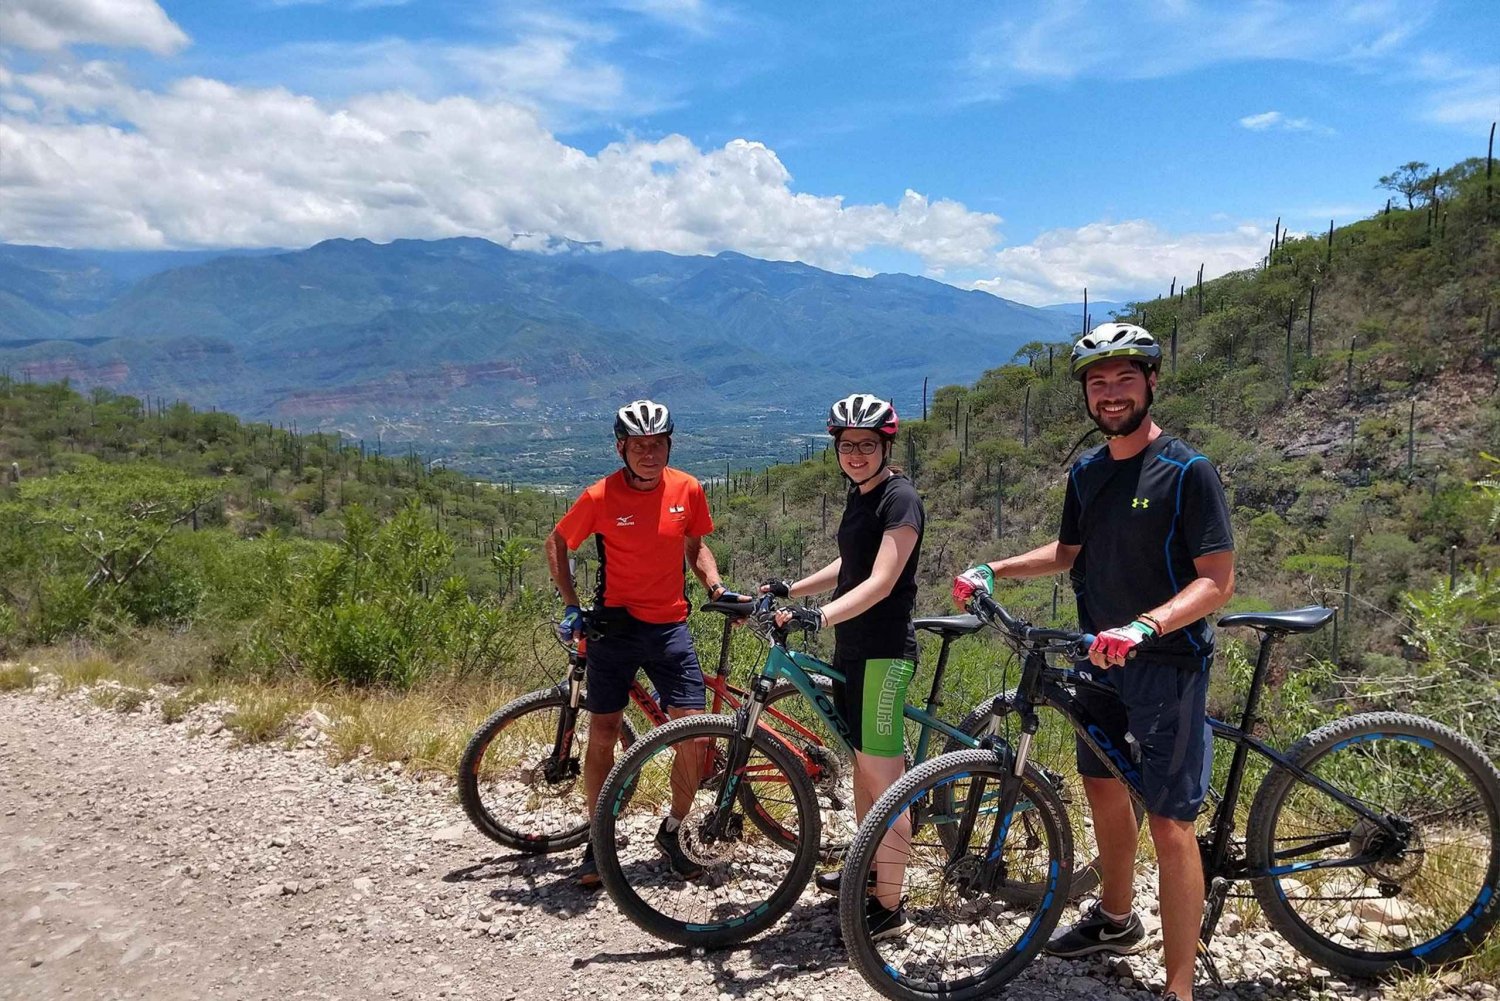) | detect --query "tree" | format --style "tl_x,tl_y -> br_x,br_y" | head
19,459 -> 217,590
1377,161 -> 1432,210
